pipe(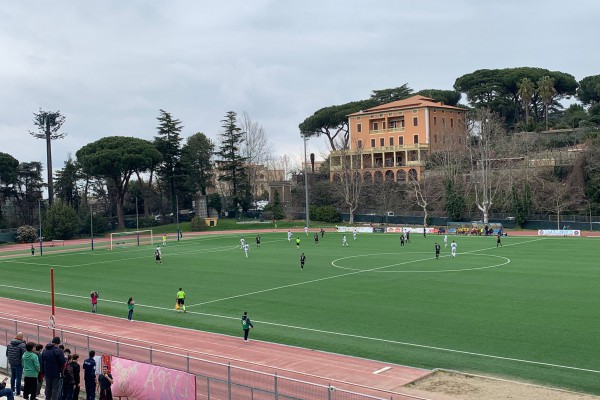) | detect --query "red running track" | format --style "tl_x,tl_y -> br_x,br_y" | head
0,298 -> 461,400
